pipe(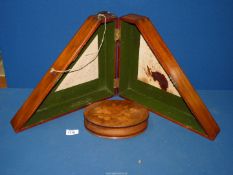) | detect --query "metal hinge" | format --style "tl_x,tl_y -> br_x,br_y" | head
114,78 -> 119,88
114,28 -> 121,41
